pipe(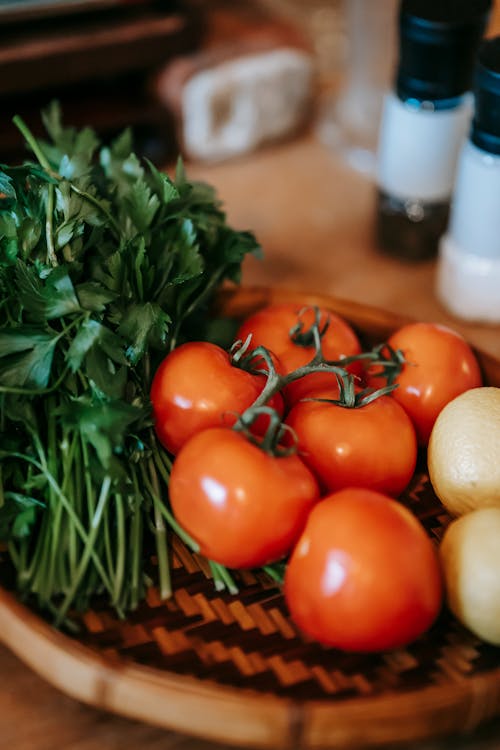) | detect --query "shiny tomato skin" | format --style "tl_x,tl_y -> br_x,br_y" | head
169,428 -> 320,569
150,342 -> 283,455
367,322 -> 482,445
236,303 -> 363,404
285,387 -> 417,496
284,488 -> 443,652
